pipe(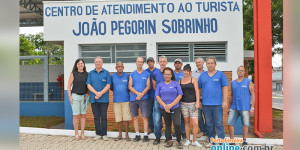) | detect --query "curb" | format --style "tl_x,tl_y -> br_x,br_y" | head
20,127 -> 283,145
